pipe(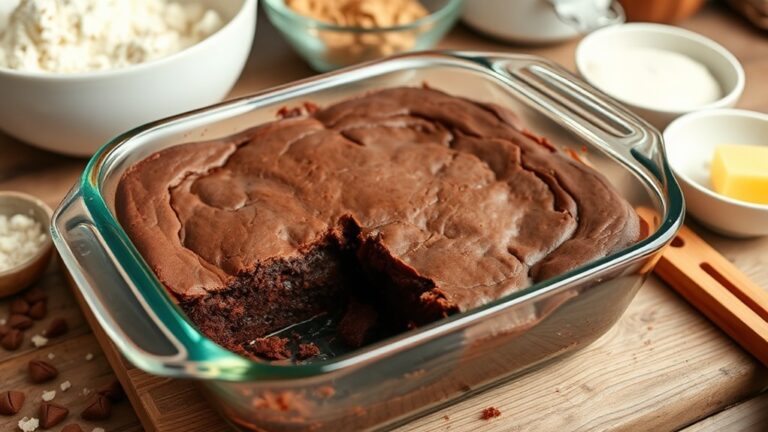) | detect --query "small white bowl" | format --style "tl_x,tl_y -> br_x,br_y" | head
463,0 -> 624,45
0,191 -> 53,298
664,109 -> 768,238
0,0 -> 256,157
576,23 -> 745,129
